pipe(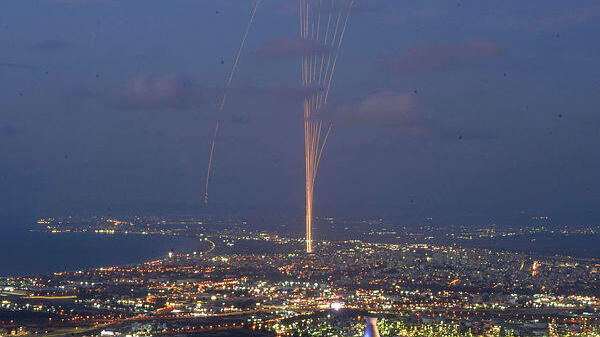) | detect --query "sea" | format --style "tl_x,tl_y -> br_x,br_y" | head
2,228 -> 600,278
0,230 -> 203,277
454,233 -> 600,258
